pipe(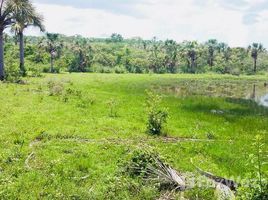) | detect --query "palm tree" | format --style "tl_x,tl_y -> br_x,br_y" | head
205,39 -> 218,68
11,0 -> 44,76
164,39 -> 178,73
181,41 -> 200,73
0,0 -> 14,80
40,33 -> 63,73
218,42 -> 231,73
69,38 -> 93,72
248,43 -> 265,73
